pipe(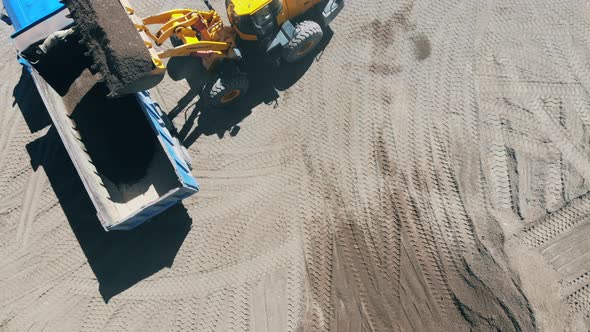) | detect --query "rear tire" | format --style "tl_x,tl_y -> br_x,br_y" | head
206,75 -> 249,107
282,20 -> 323,63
